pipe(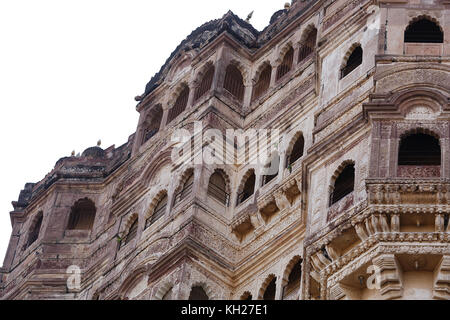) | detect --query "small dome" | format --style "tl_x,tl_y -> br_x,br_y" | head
82,146 -> 105,158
